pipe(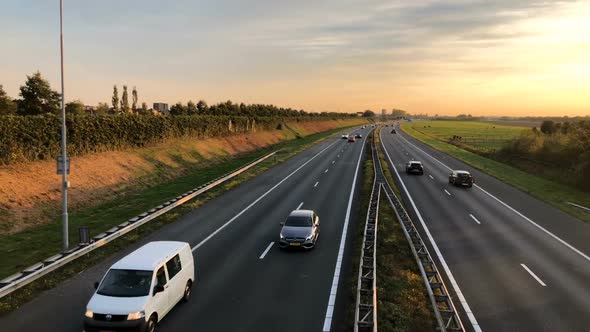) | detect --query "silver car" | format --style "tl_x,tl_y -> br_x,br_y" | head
279,210 -> 320,249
